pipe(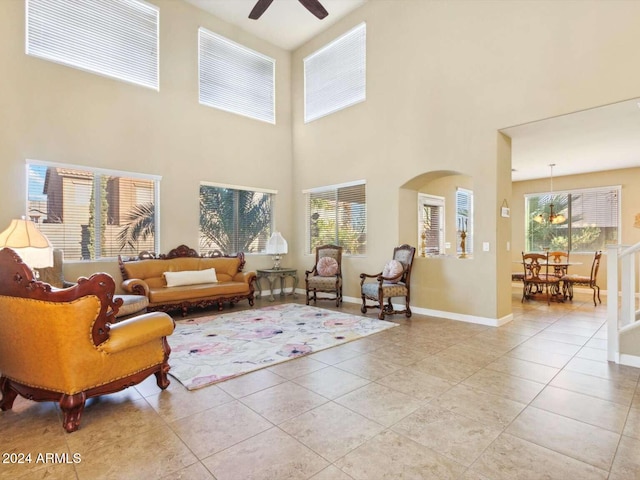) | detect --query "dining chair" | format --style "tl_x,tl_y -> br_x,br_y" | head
522,252 -> 562,304
561,251 -> 602,306
548,250 -> 570,276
